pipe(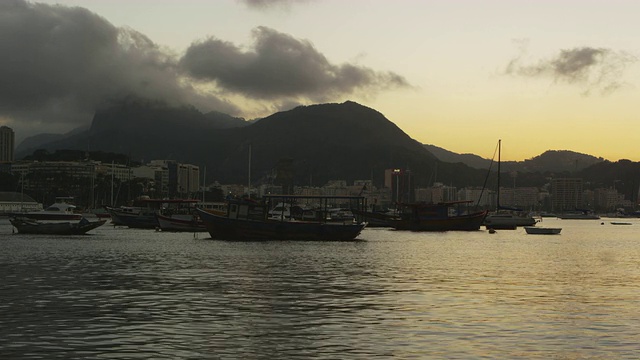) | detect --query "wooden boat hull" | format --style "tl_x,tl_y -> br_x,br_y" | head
10,218 -> 107,235
196,209 -> 366,241
484,214 -> 537,229
389,210 -> 488,231
105,206 -> 158,229
350,210 -> 398,227
155,213 -> 207,232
